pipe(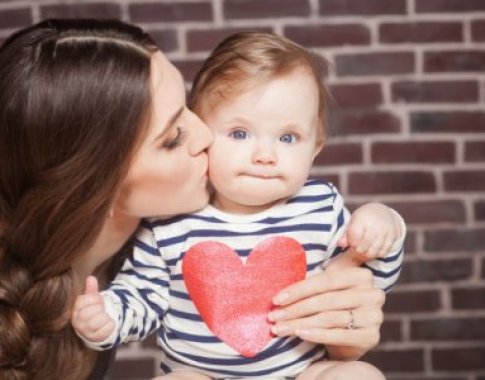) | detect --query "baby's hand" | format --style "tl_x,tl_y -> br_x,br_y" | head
337,203 -> 402,262
71,276 -> 115,343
